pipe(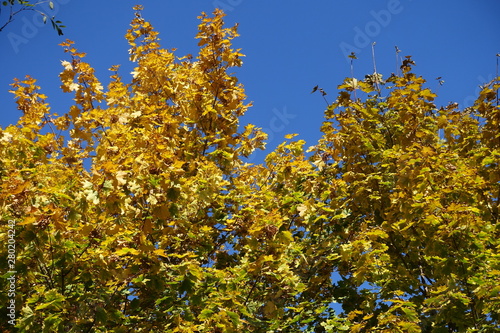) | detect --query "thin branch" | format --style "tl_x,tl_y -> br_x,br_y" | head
496,53 -> 499,106
349,52 -> 358,100
0,4 -> 29,32
371,42 -> 381,95
395,46 -> 401,77
244,276 -> 260,307
0,1 -> 59,33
